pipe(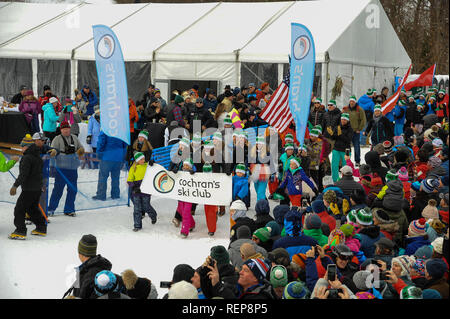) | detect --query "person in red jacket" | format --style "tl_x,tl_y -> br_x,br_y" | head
309,200 -> 336,232
128,98 -> 139,142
